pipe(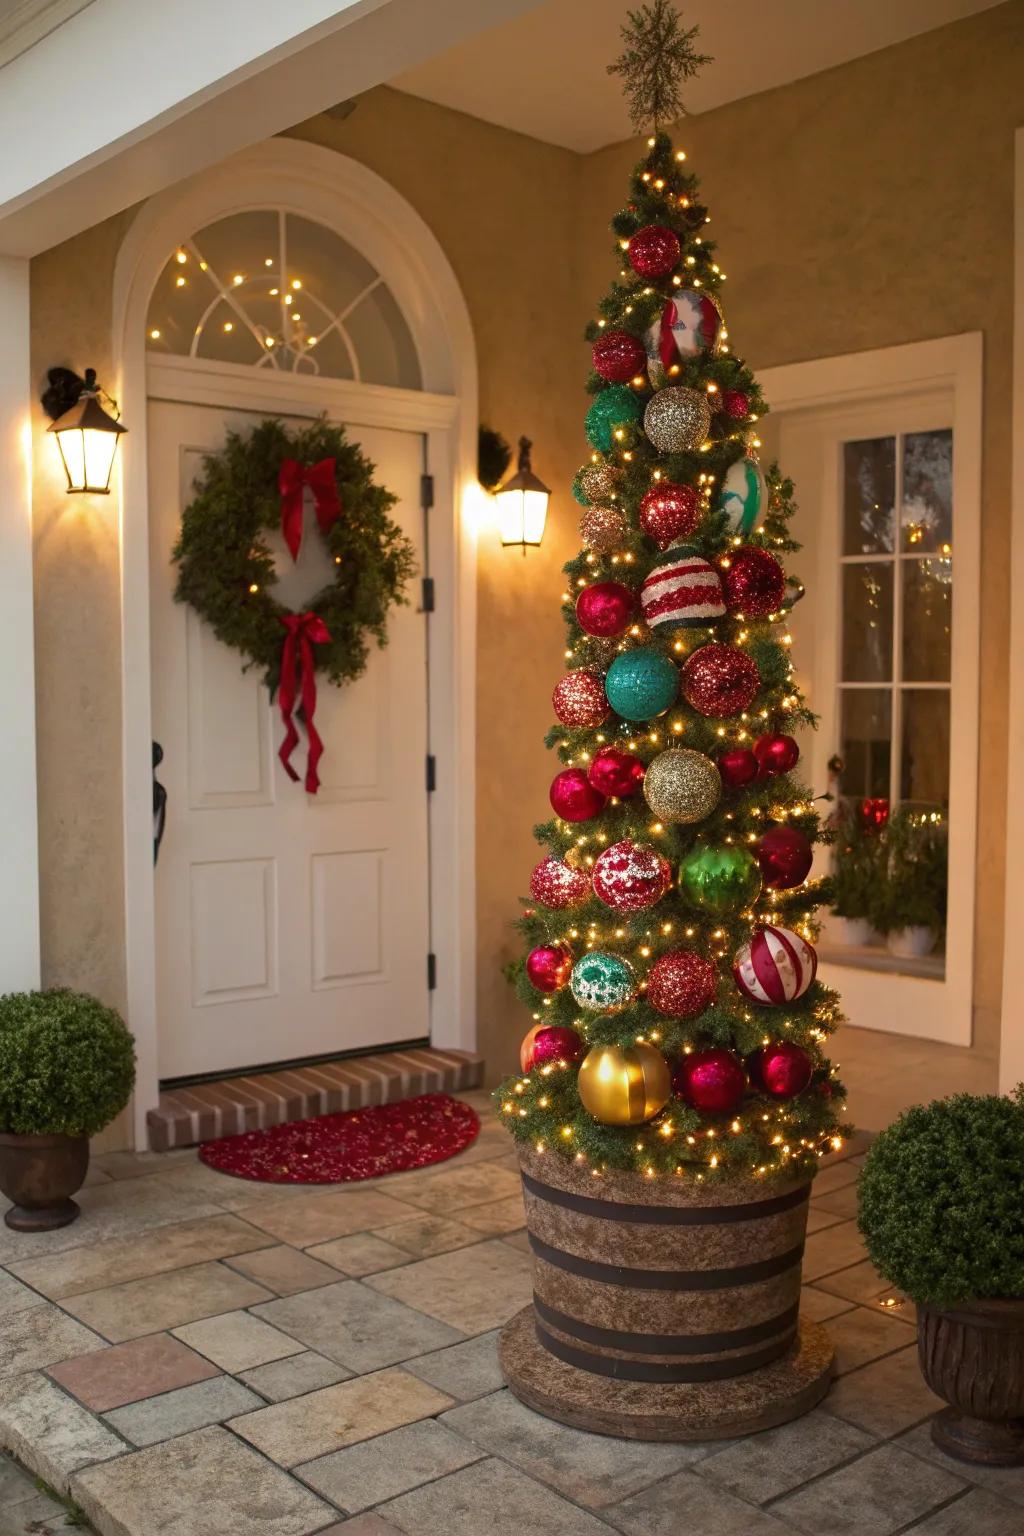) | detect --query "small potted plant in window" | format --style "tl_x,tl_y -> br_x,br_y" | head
881,810 -> 947,959
829,805 -> 884,947
858,1092 -> 1024,1466
0,989 -> 136,1231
